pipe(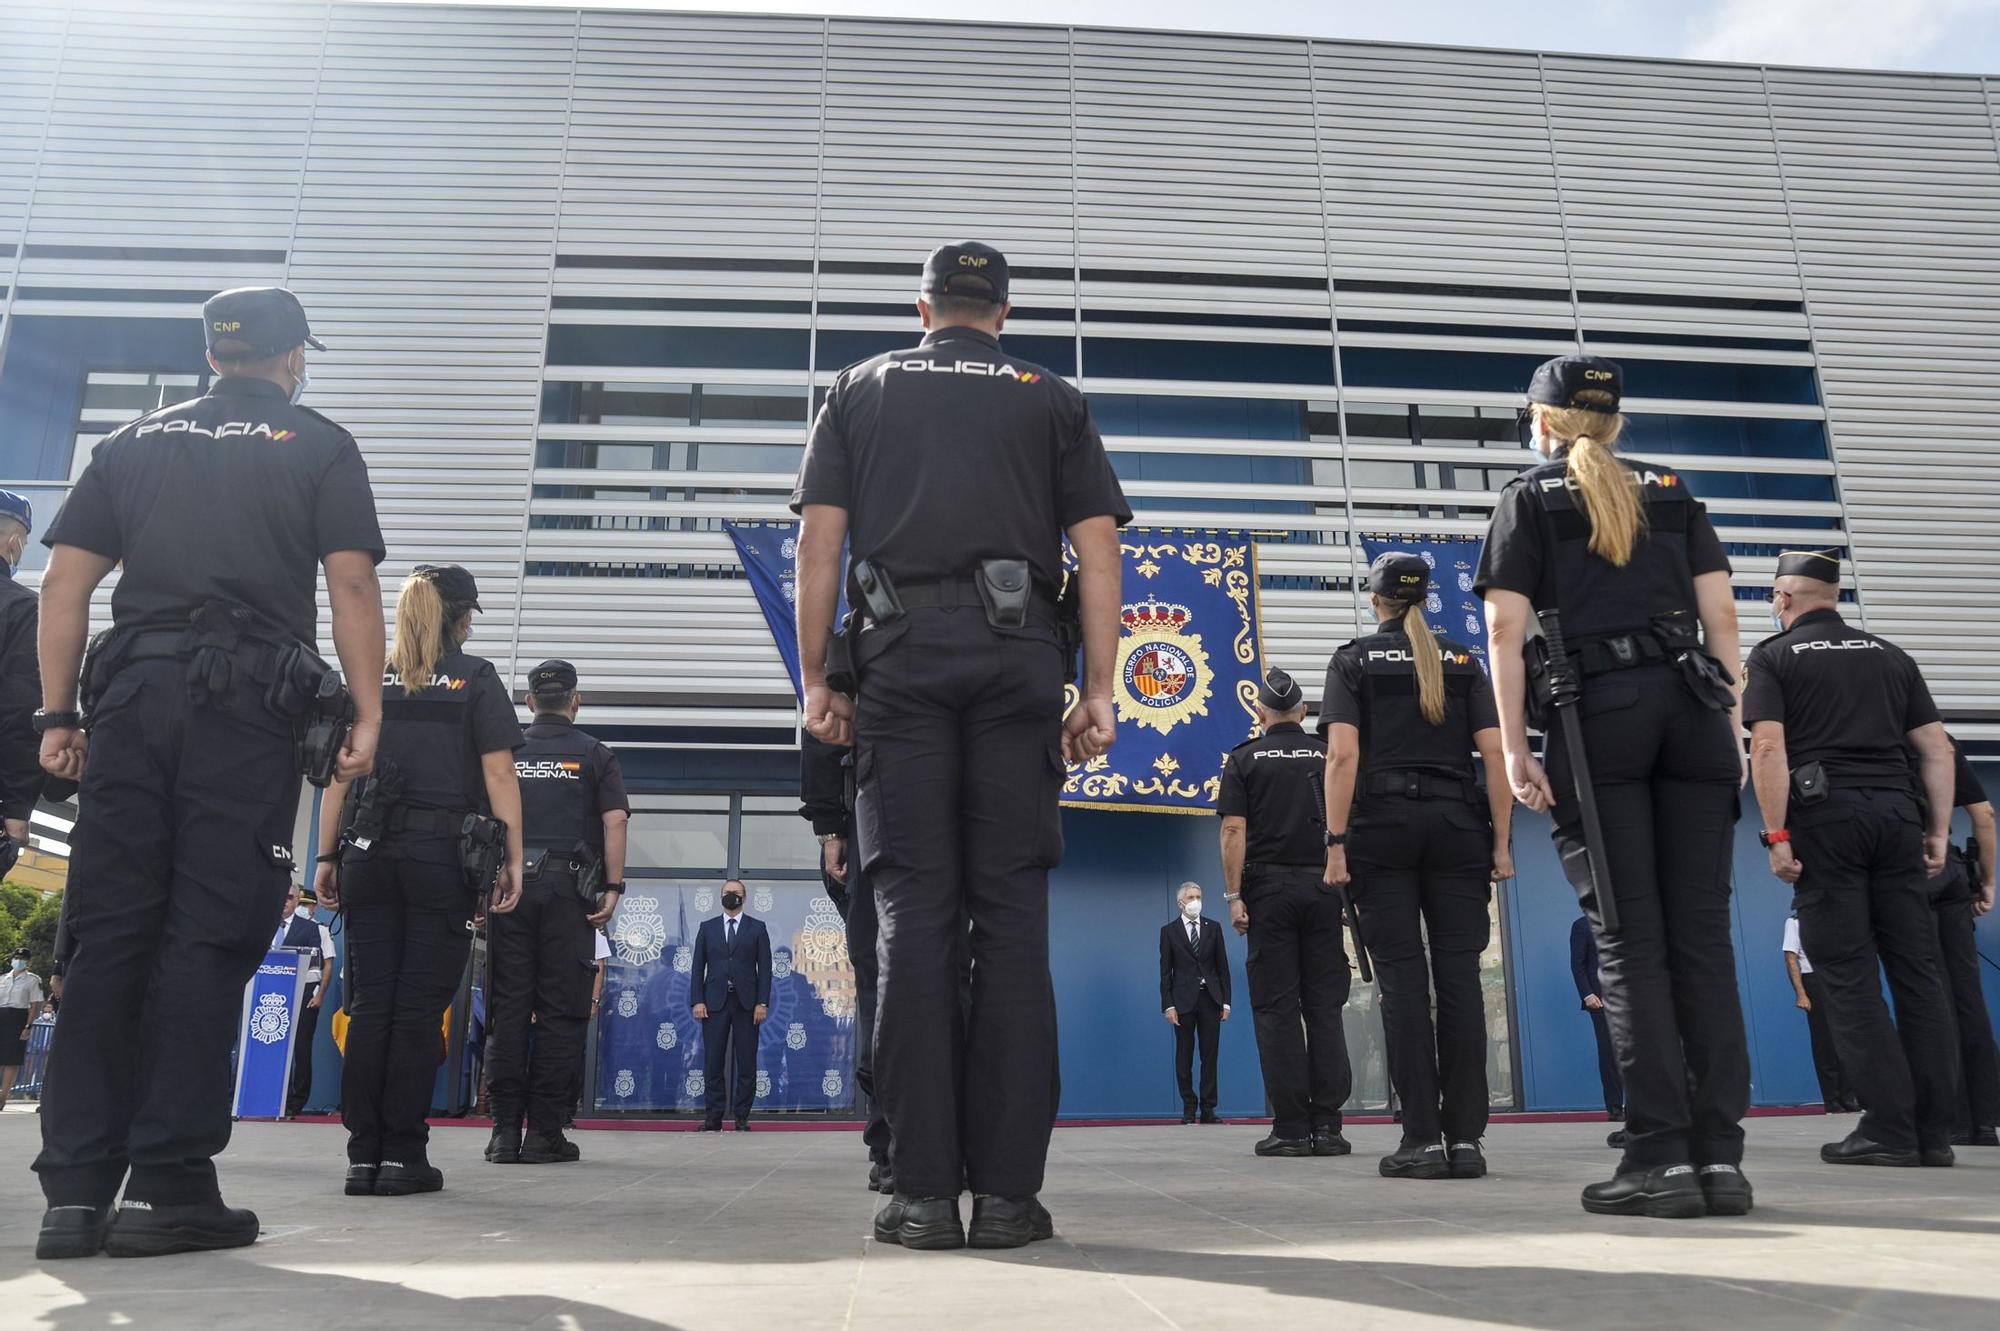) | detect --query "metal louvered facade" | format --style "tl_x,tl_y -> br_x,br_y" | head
4,2 -> 1999,747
